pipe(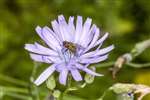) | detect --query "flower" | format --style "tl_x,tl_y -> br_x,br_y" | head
25,15 -> 114,86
